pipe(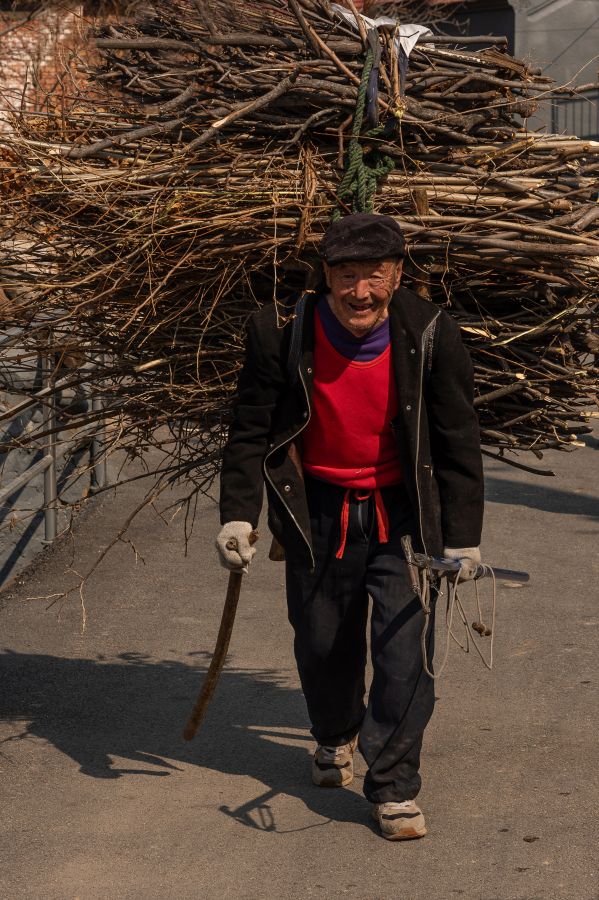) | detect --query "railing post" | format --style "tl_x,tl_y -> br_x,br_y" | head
42,351 -> 57,541
90,354 -> 107,491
